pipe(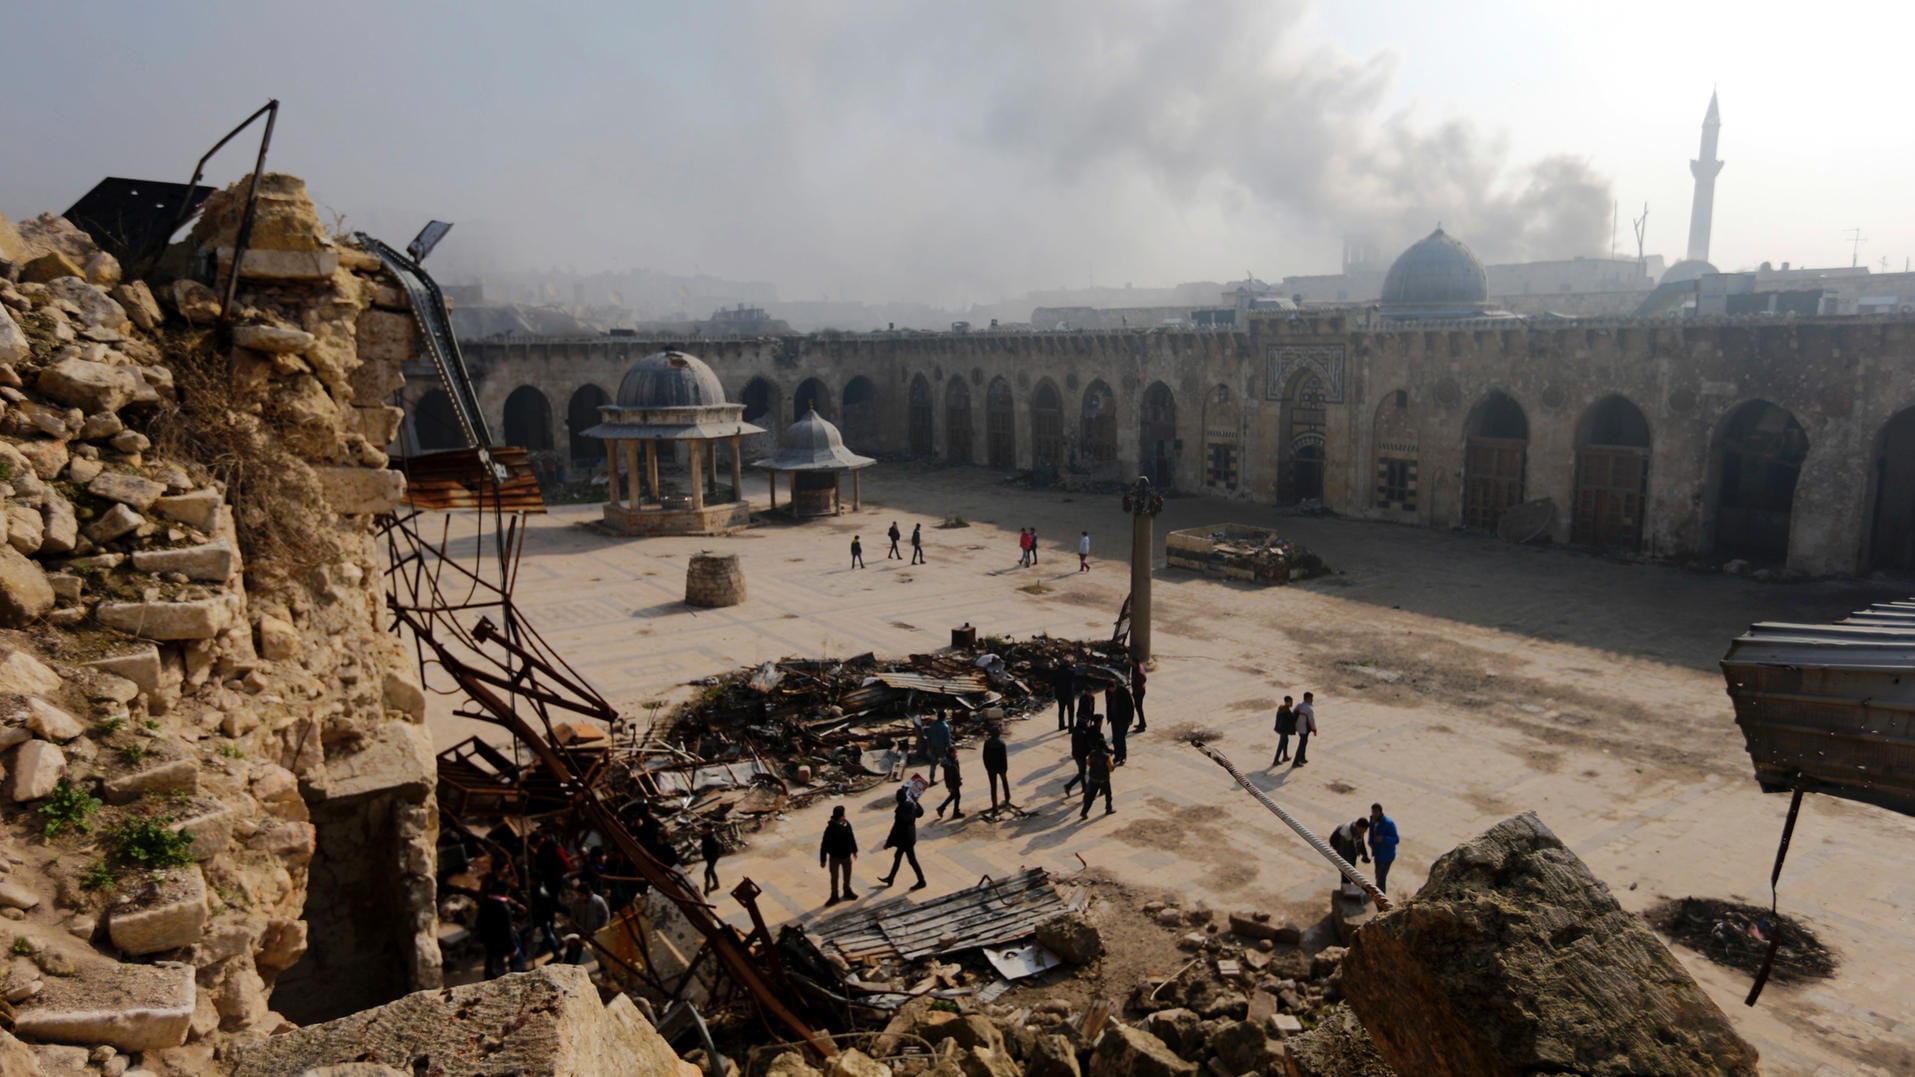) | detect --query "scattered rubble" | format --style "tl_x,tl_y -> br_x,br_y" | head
1164,524 -> 1328,584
